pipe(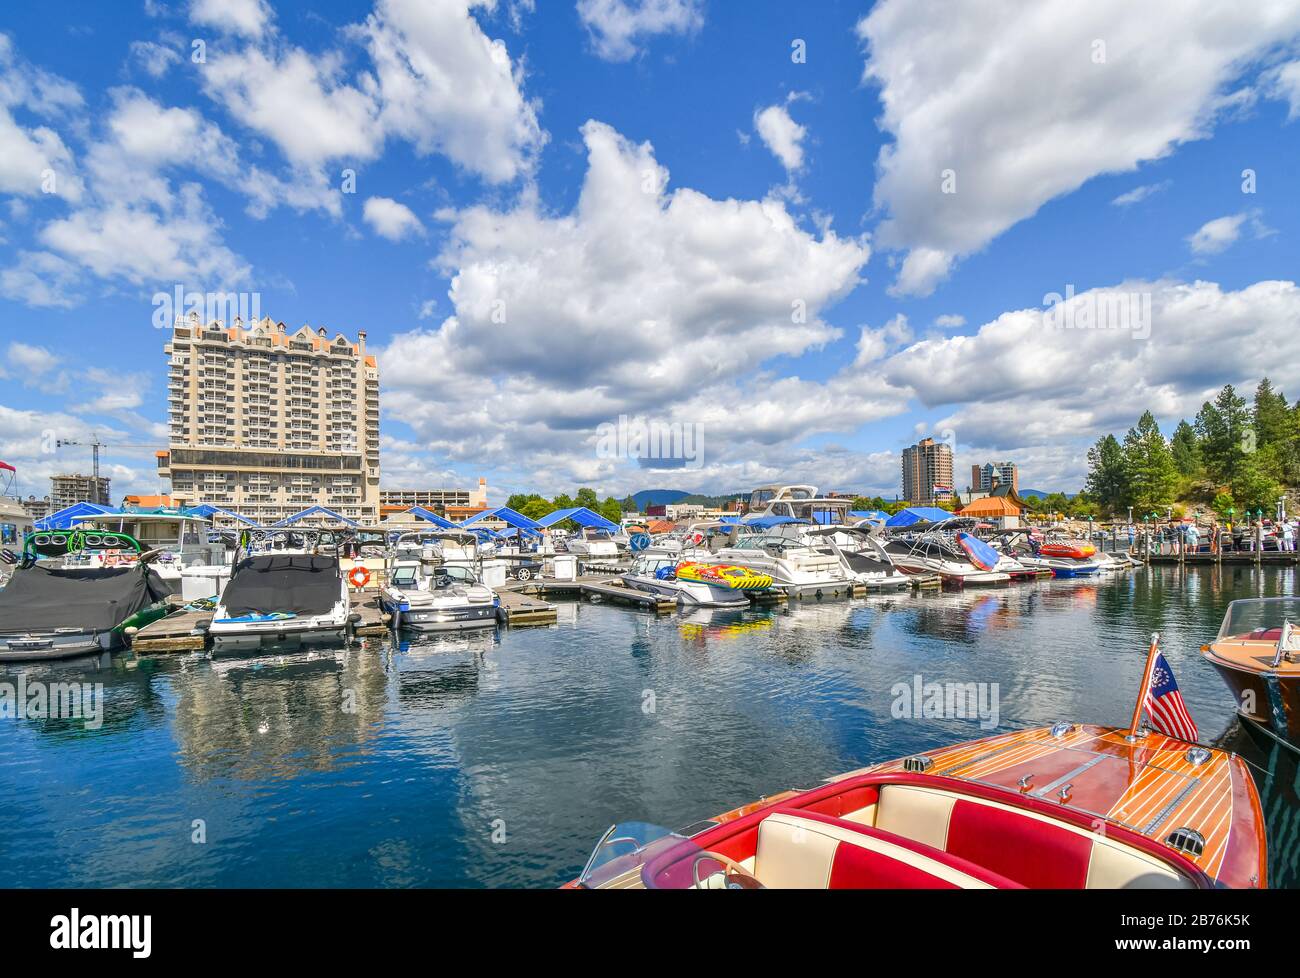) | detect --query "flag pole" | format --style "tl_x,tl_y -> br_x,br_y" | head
1127,632 -> 1160,740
